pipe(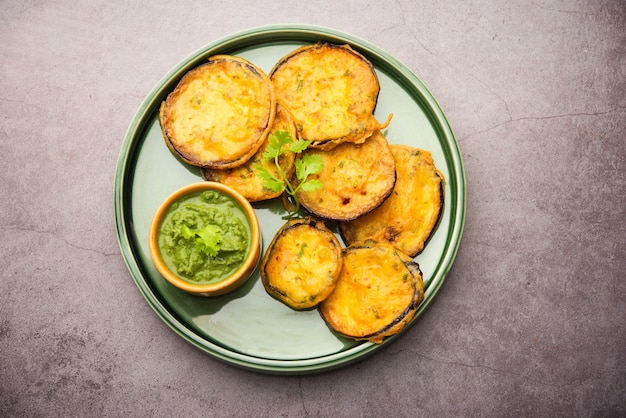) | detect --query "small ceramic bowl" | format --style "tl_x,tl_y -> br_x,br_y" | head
148,182 -> 261,297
